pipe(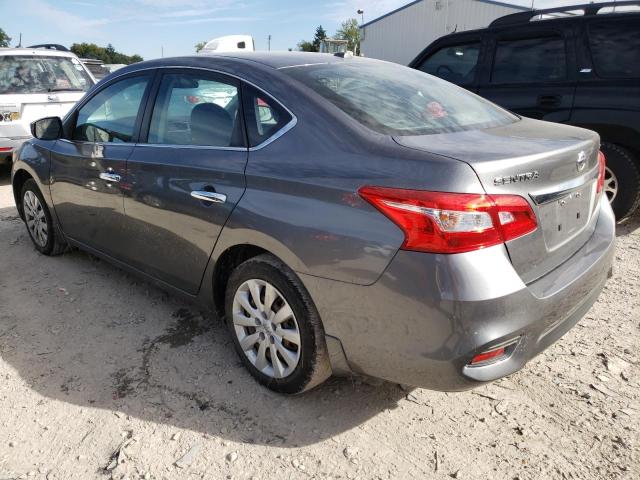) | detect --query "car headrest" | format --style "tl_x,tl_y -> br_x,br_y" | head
190,102 -> 233,146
